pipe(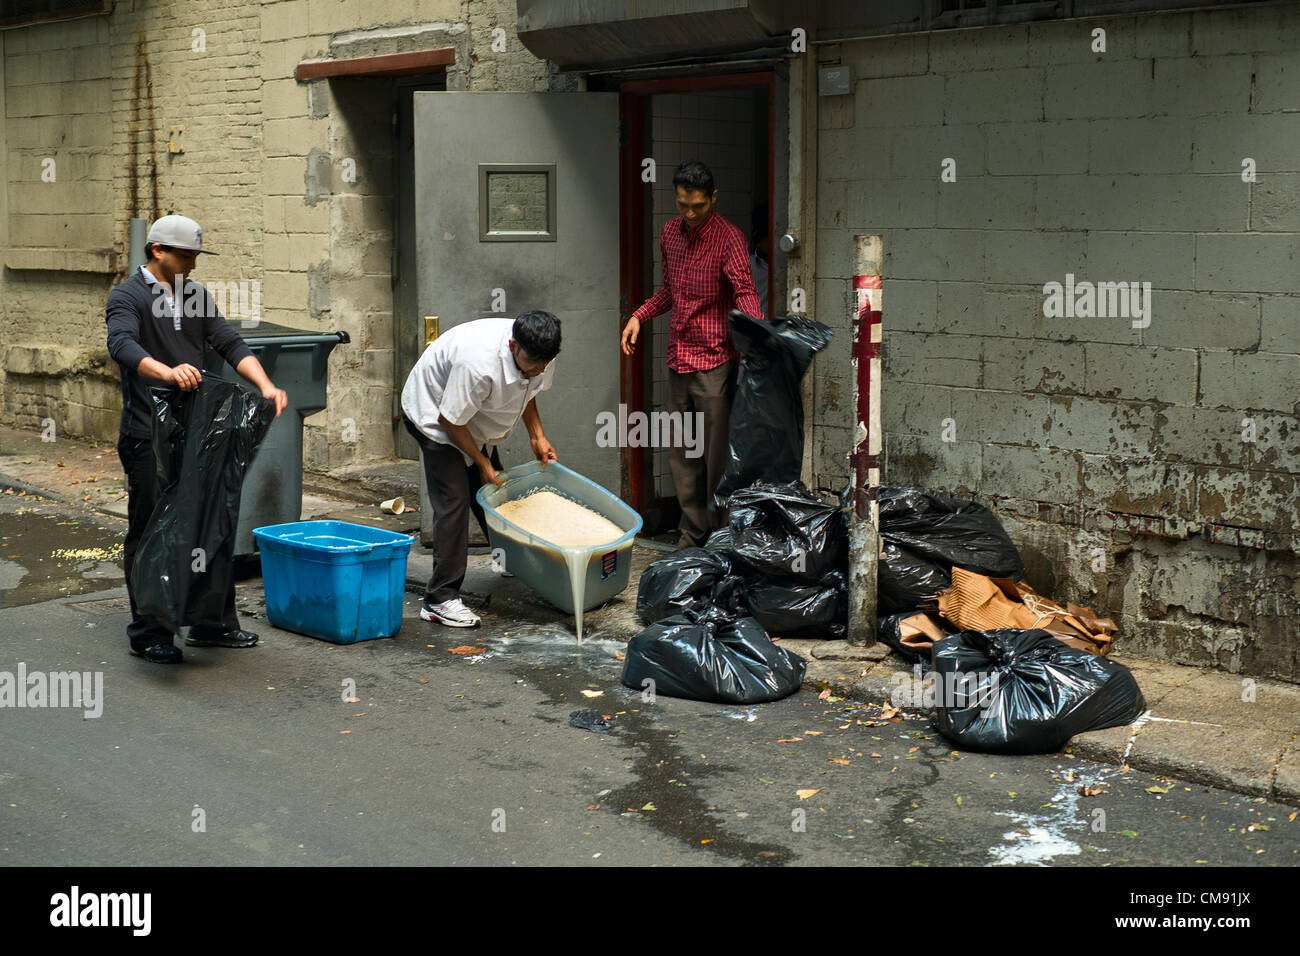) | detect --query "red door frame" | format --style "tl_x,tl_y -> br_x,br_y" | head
617,71 -> 776,512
